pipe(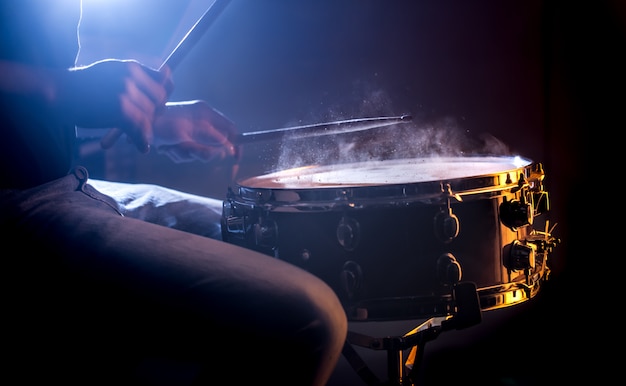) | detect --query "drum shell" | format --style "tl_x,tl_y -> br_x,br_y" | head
277,195 -> 520,290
